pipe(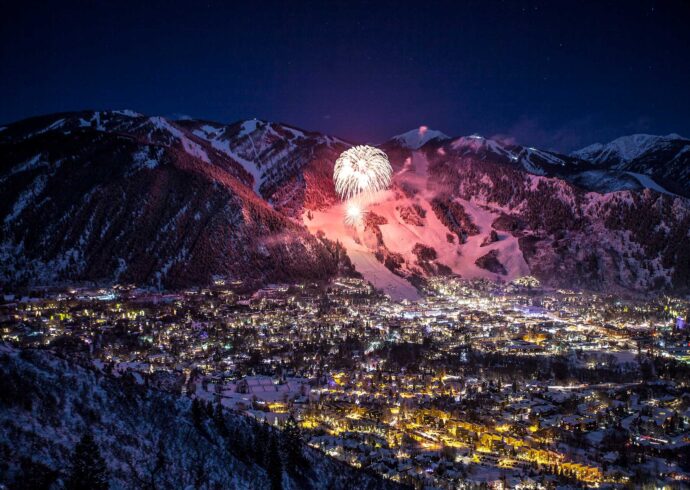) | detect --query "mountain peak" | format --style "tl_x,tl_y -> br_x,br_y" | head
391,126 -> 450,149
572,133 -> 688,163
